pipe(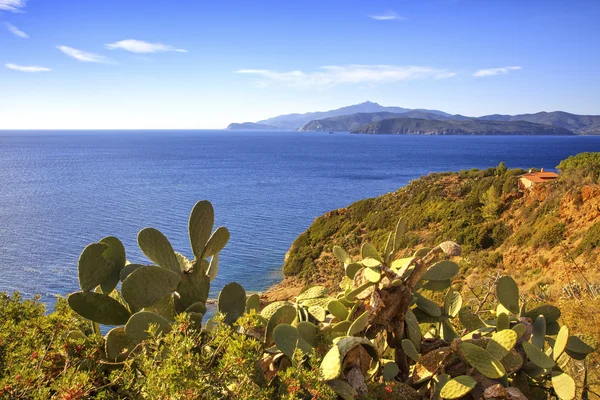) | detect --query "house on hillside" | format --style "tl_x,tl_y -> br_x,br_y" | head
518,169 -> 559,190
